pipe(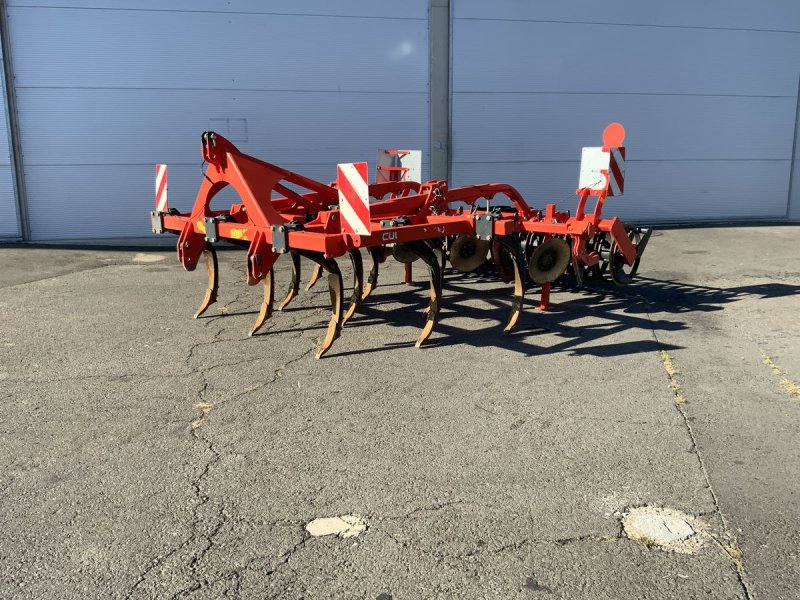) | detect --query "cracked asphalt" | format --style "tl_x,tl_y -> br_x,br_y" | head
0,226 -> 798,599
